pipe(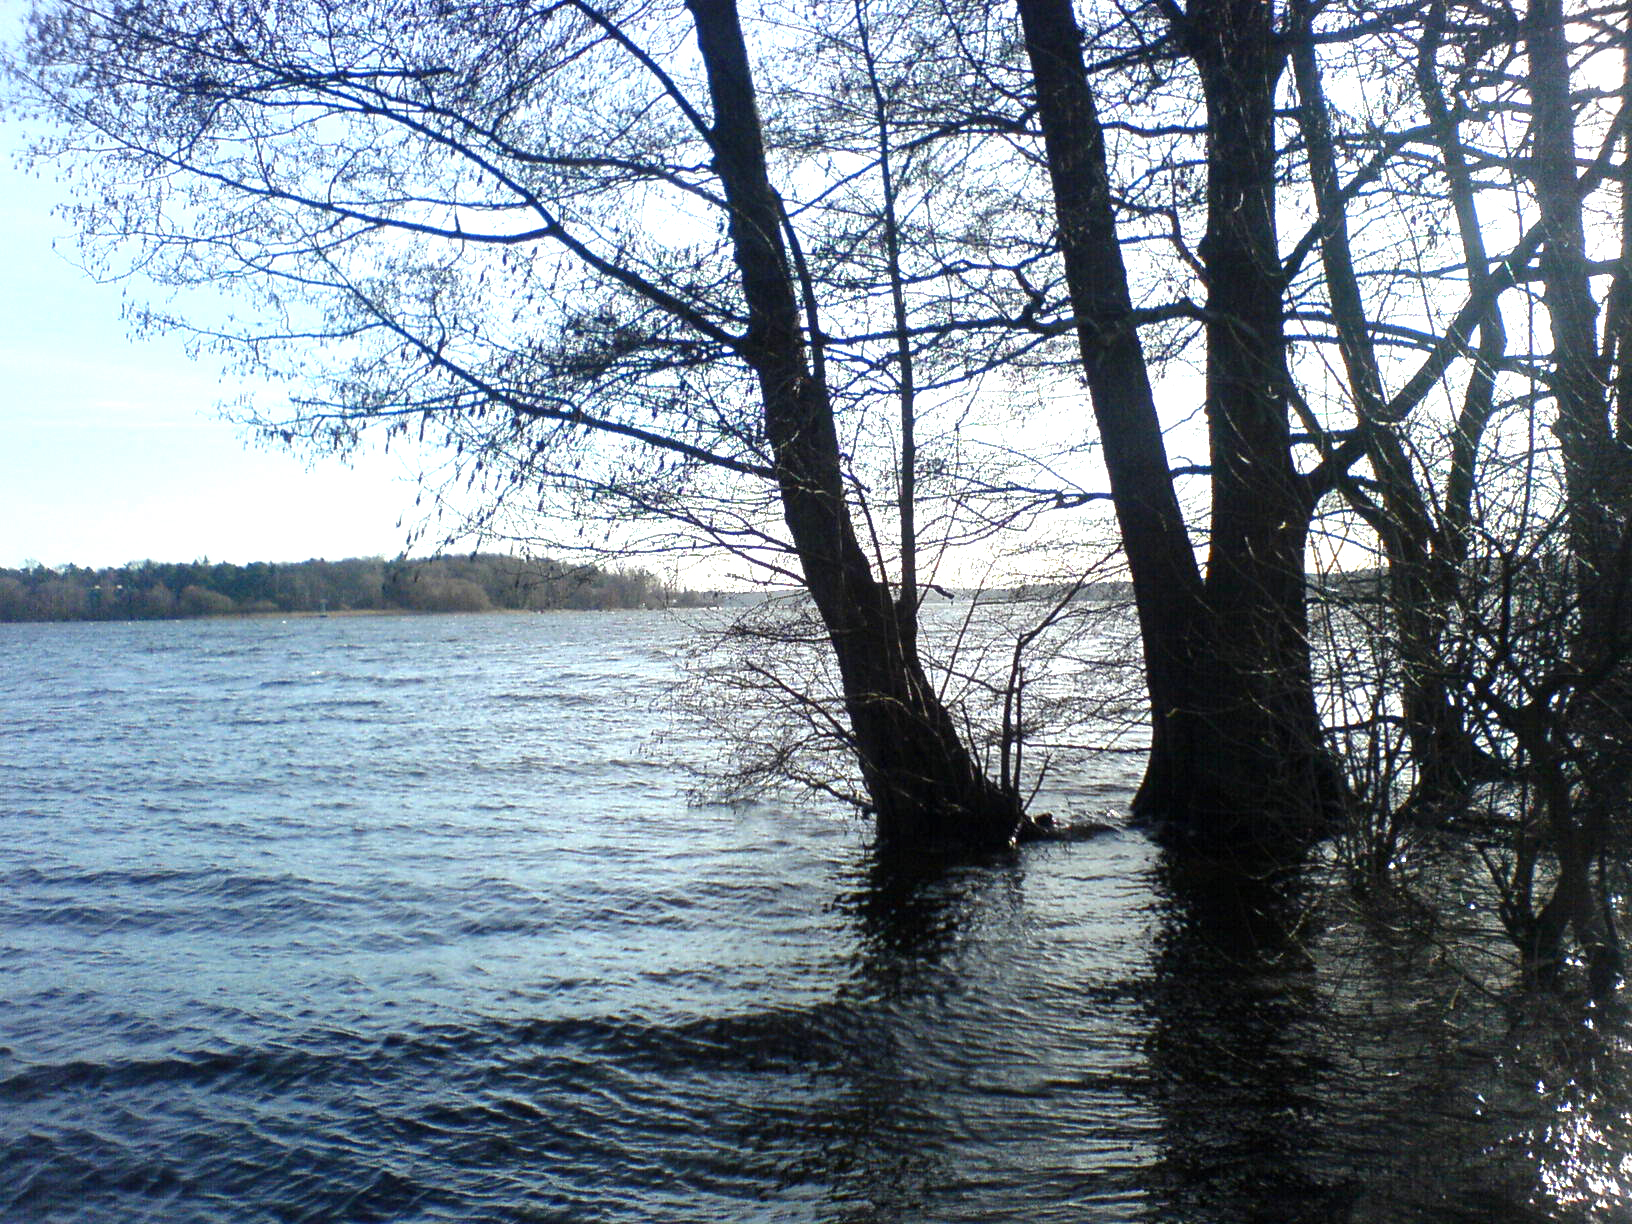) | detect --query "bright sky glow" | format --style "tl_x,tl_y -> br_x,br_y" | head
0,0 -> 426,571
